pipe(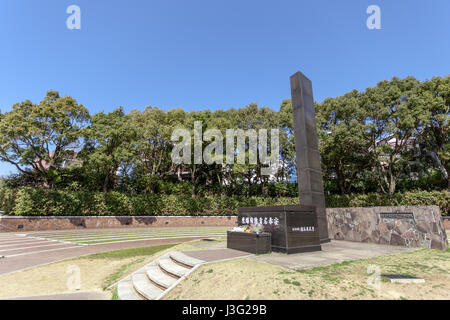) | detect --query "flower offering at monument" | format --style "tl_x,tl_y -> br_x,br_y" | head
230,223 -> 265,234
